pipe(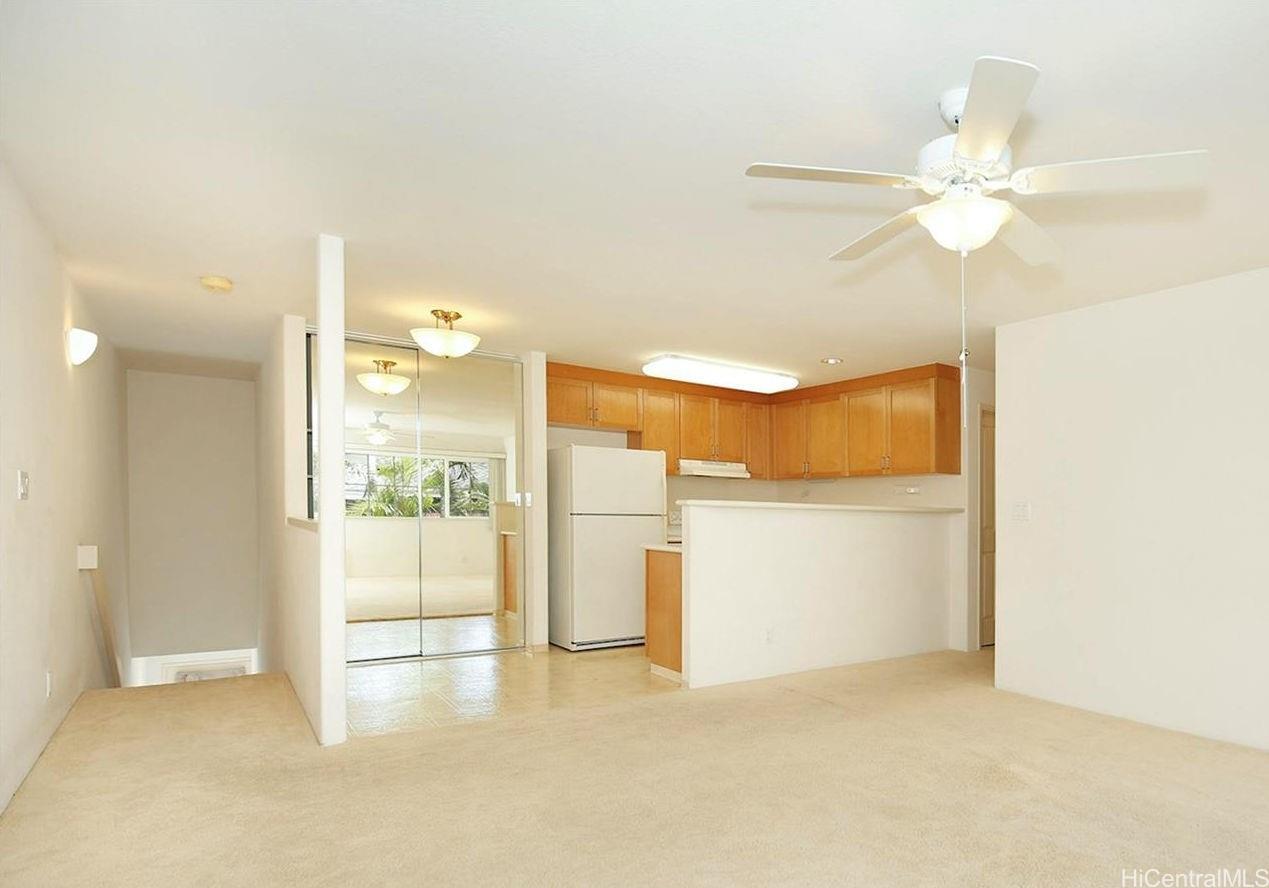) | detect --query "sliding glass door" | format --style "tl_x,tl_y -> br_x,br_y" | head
340,336 -> 524,662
